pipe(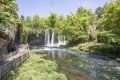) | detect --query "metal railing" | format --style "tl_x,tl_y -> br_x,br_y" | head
0,44 -> 29,64
0,50 -> 18,64
0,44 -> 30,79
